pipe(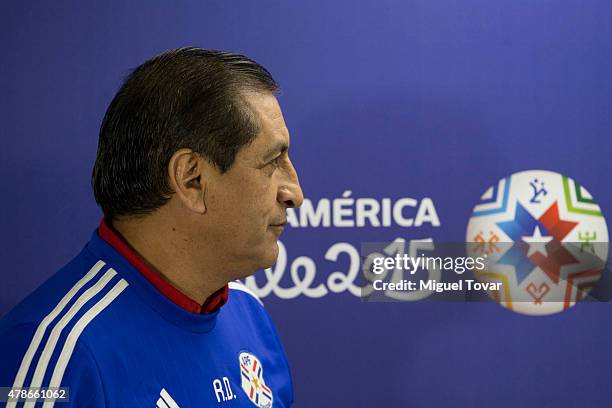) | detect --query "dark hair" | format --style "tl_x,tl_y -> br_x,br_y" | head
92,47 -> 278,219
